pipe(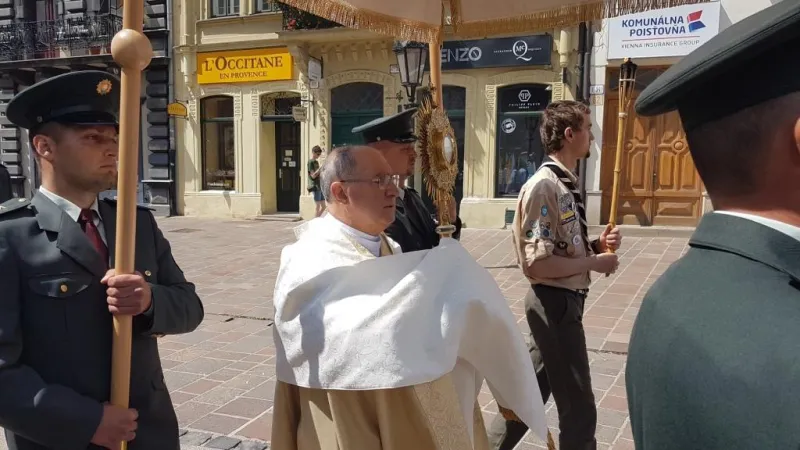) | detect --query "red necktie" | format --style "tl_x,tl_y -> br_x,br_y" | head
79,209 -> 109,268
